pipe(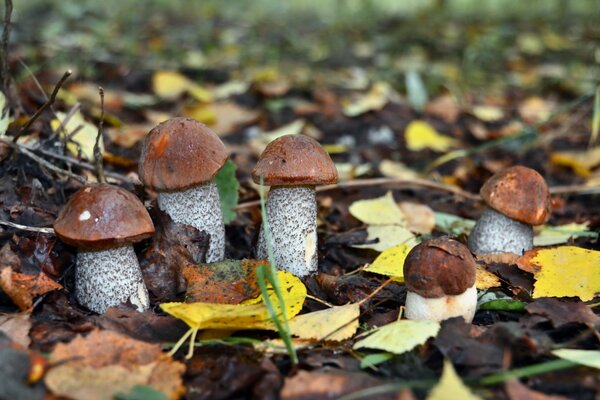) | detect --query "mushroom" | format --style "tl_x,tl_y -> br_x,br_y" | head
139,117 -> 228,262
403,237 -> 477,322
53,184 -> 155,313
252,134 -> 338,276
468,166 -> 551,255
